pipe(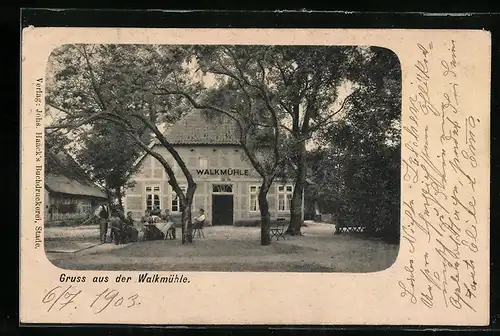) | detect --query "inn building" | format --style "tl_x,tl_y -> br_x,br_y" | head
124,111 -> 303,226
